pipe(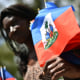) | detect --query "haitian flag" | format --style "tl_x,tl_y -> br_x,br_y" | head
30,3 -> 80,67
3,68 -> 16,80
